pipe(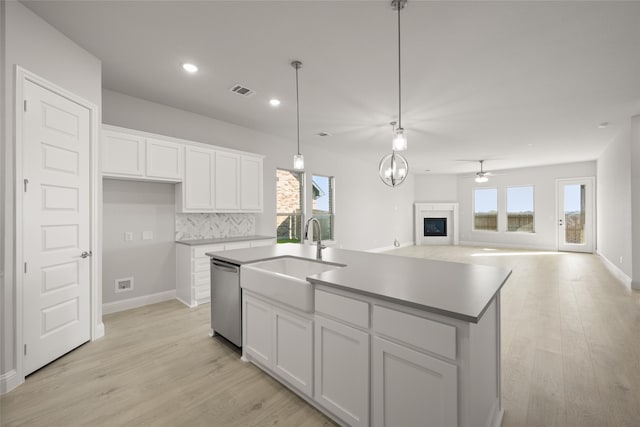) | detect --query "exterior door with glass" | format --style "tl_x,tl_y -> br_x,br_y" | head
557,178 -> 594,253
